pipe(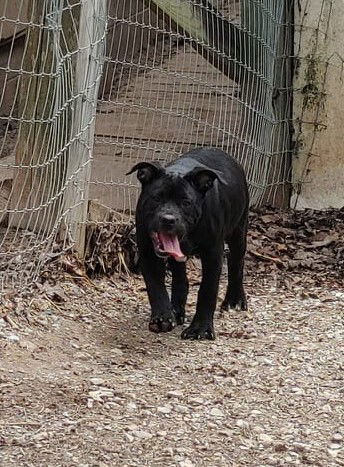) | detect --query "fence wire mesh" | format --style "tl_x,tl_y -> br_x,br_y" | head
94,0 -> 293,217
0,0 -> 106,294
0,1 -> 340,295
